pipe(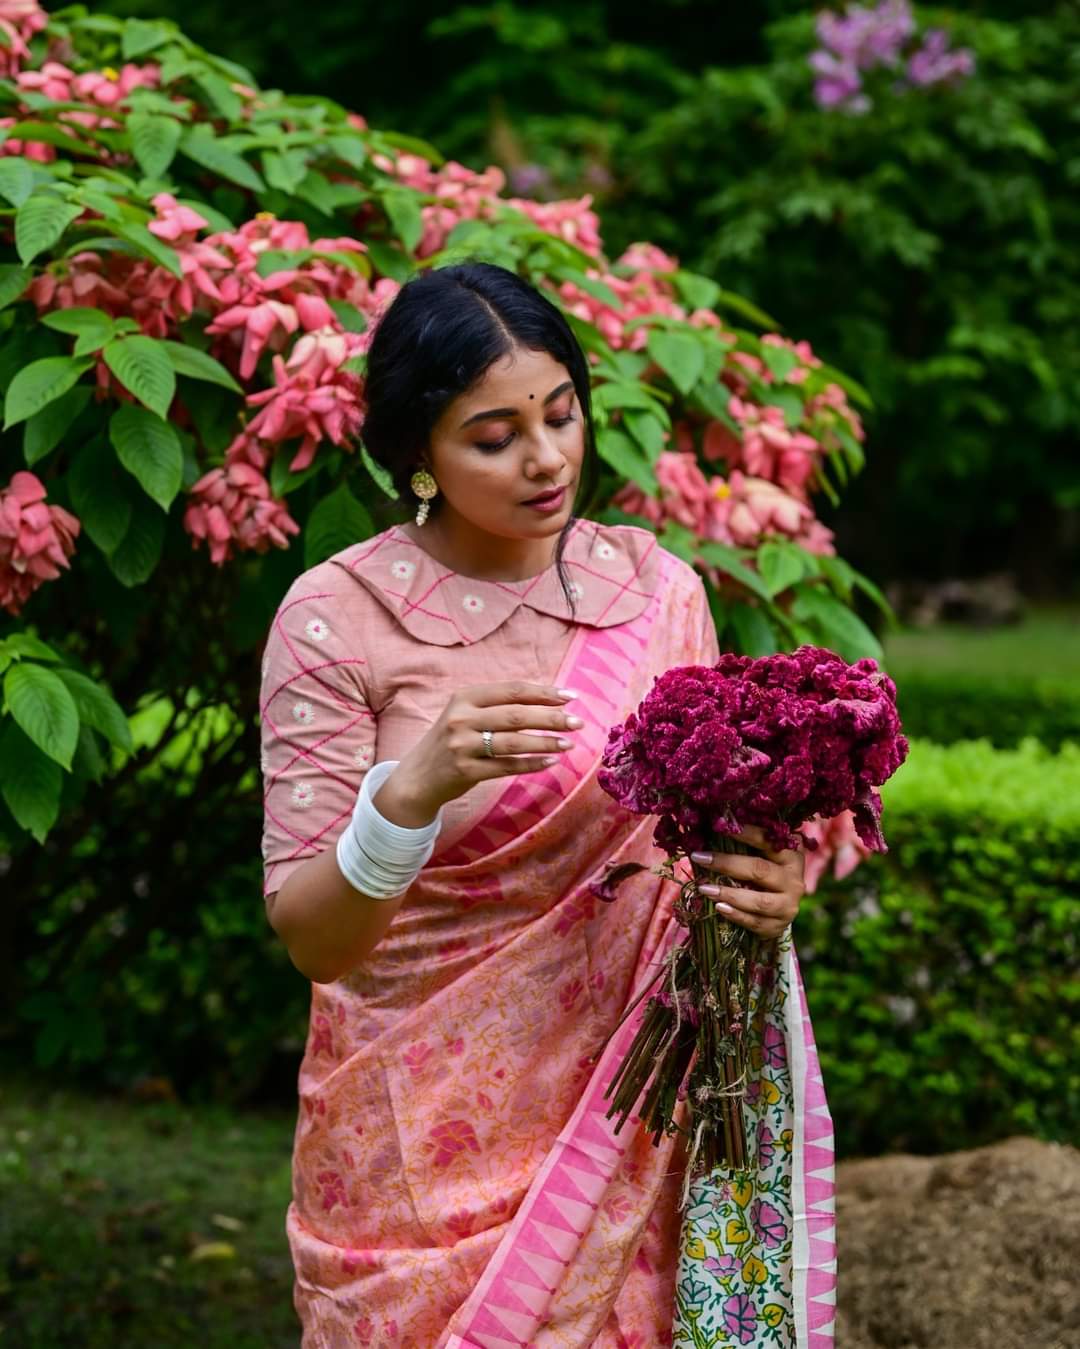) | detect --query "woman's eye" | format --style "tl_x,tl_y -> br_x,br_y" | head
475,433 -> 514,452
549,414 -> 575,428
